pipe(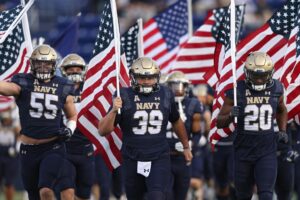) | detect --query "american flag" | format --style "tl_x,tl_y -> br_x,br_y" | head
0,22 -> 31,111
171,5 -> 245,85
143,0 -> 188,73
0,5 -> 23,40
121,21 -> 139,67
77,0 -> 130,170
209,0 -> 299,144
283,4 -> 300,121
